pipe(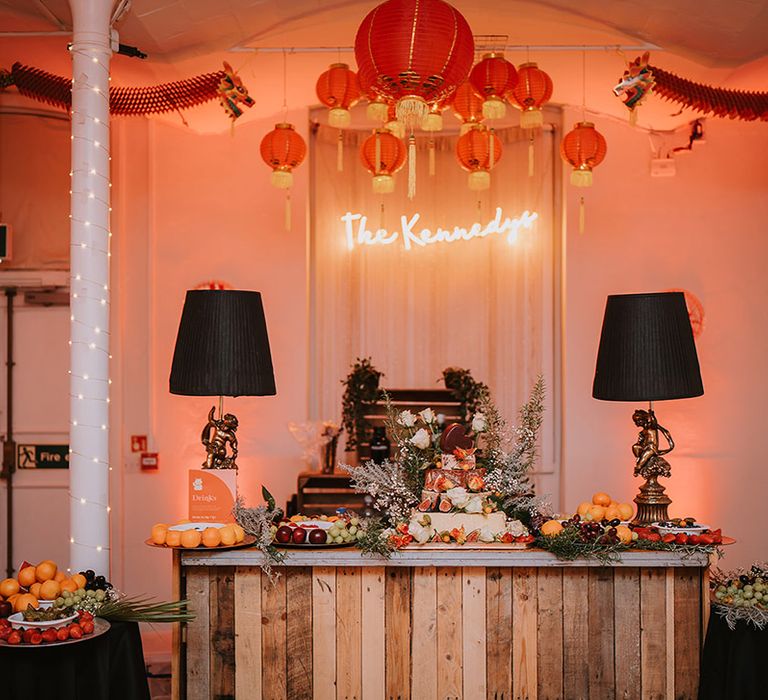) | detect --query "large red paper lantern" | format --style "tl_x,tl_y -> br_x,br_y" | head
355,0 -> 475,129
469,53 -> 518,120
260,123 -> 307,188
452,81 -> 485,133
509,62 -> 553,128
456,125 -> 503,191
316,63 -> 361,127
360,129 -> 407,193
560,121 -> 607,186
